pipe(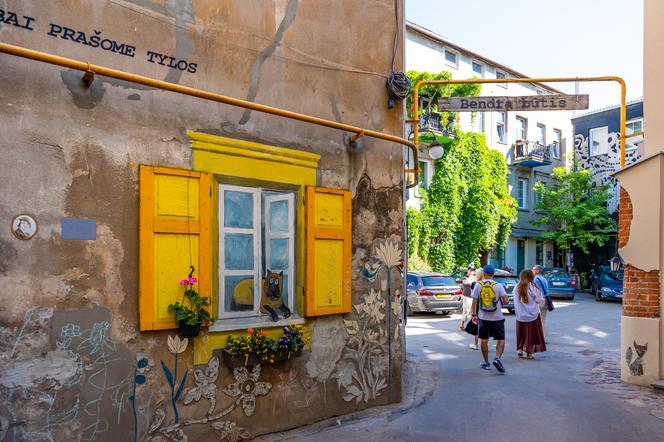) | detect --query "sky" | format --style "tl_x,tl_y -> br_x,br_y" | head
405,0 -> 644,111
